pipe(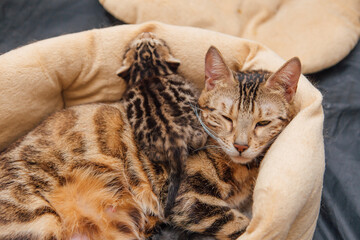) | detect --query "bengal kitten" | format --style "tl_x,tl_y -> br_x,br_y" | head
0,45 -> 301,240
117,32 -> 206,217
